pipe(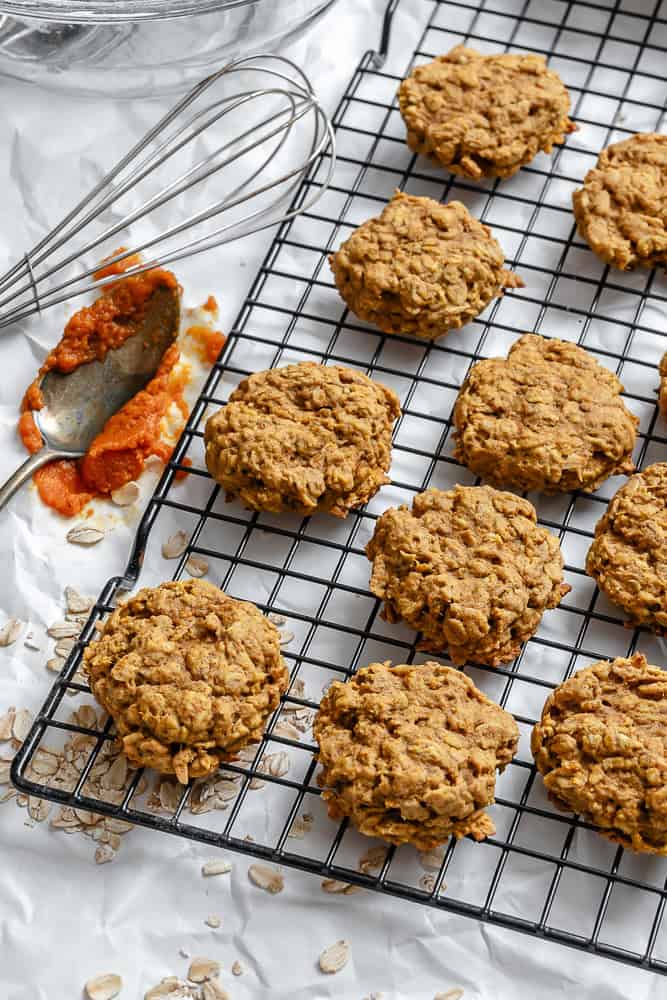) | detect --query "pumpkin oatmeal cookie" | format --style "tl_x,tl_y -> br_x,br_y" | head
314,660 -> 519,849
453,333 -> 638,493
586,463 -> 667,632
532,654 -> 667,854
573,133 -> 667,270
84,579 -> 288,783
366,485 -> 569,666
659,351 -> 667,417
398,45 -> 574,180
329,192 -> 522,340
204,361 -> 400,517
